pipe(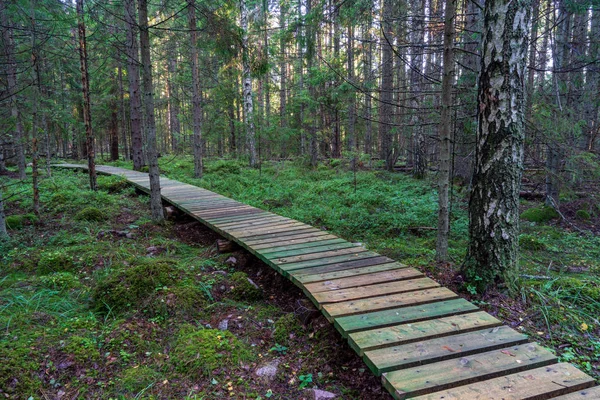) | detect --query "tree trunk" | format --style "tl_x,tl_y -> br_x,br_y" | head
118,64 -> 129,161
463,0 -> 531,292
76,0 -> 97,191
125,0 -> 144,171
347,25 -> 356,151
380,0 -> 394,171
188,0 -> 204,176
279,0 -> 287,139
436,0 -> 456,263
240,0 -> 258,167
306,0 -> 318,167
363,22 -> 373,159
139,0 -> 164,222
1,2 -> 27,180
410,0 -> 426,178
167,47 -> 181,154
0,190 -> 7,240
